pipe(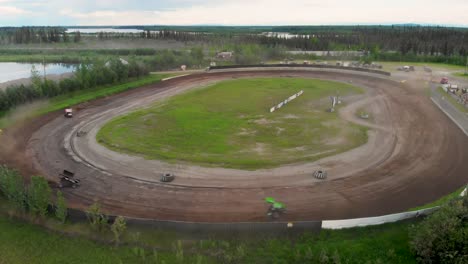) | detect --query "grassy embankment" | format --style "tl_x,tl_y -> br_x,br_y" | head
0,73 -> 177,129
454,72 -> 468,78
98,78 -> 368,170
4,183 -> 464,263
0,216 -> 200,264
0,205 -> 417,264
